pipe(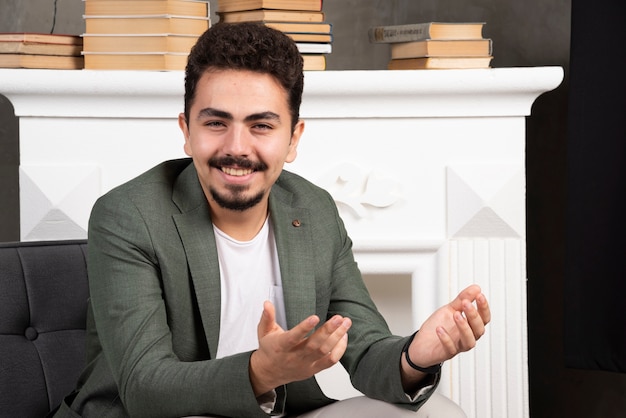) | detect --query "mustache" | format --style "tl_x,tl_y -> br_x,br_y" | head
208,156 -> 267,172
